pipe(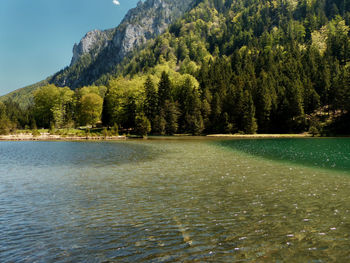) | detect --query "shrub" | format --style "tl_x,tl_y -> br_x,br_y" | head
111,123 -> 119,136
32,129 -> 41,137
309,125 -> 320,137
135,113 -> 151,137
102,128 -> 109,138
